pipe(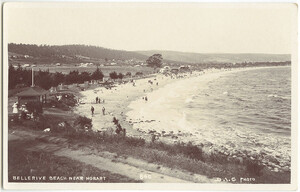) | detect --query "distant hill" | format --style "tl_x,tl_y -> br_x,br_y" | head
137,50 -> 291,64
8,43 -> 148,64
8,43 -> 291,66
